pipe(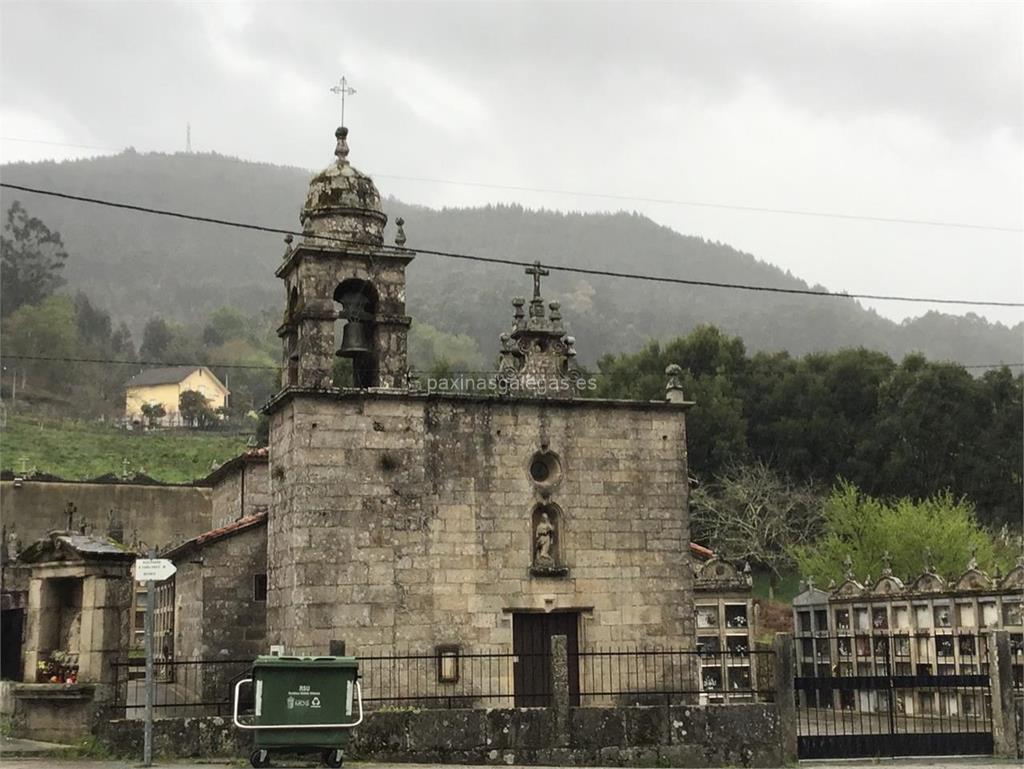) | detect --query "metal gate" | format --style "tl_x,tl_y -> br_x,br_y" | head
795,633 -> 993,759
